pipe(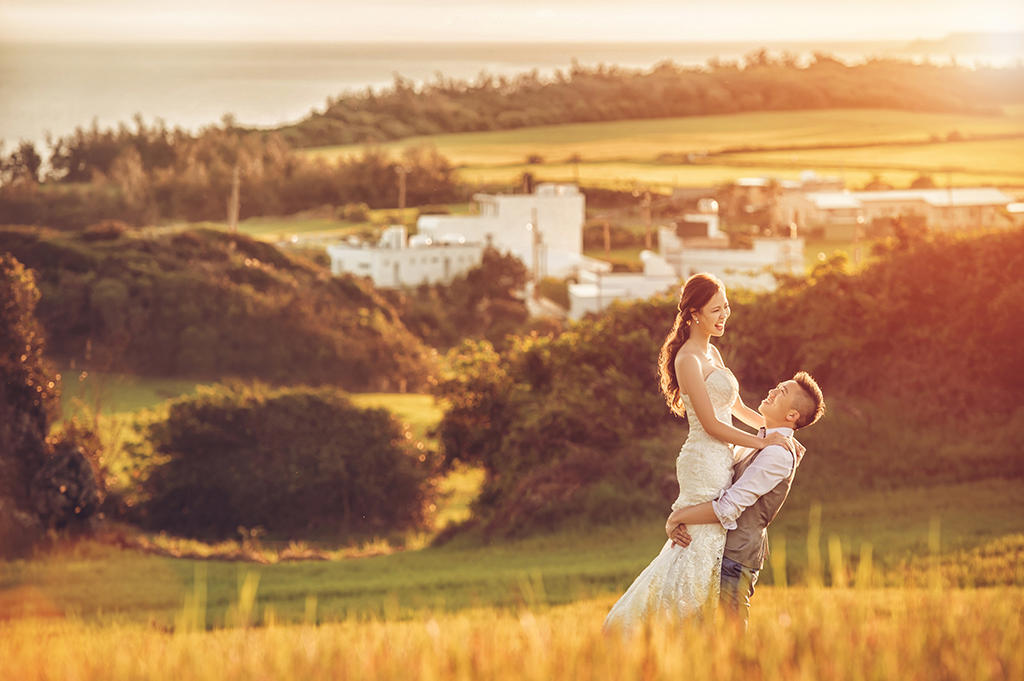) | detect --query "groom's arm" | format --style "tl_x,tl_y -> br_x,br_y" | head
668,502 -> 719,526
711,445 -> 795,530
666,444 -> 796,541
